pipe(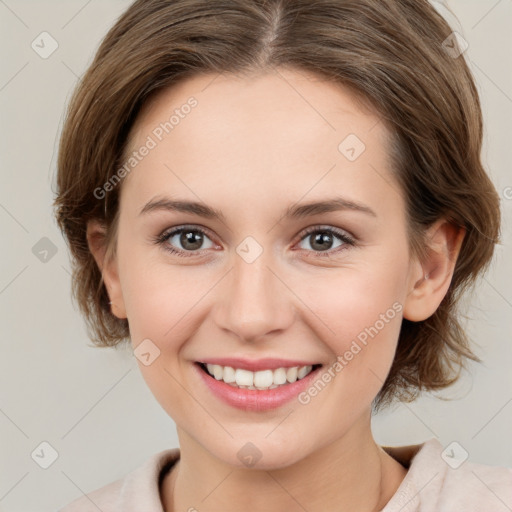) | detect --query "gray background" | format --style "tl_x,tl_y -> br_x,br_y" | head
0,1 -> 511,510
